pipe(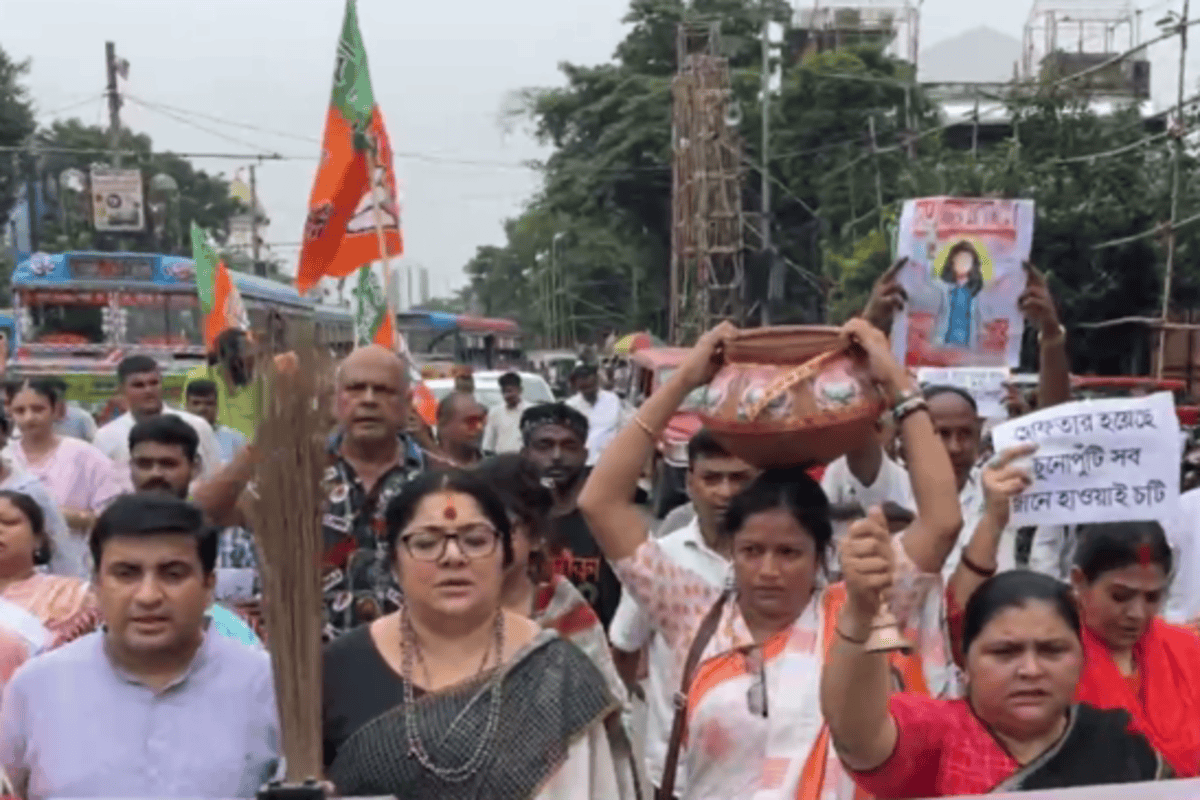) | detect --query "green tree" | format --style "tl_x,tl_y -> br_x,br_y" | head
0,46 -> 36,234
